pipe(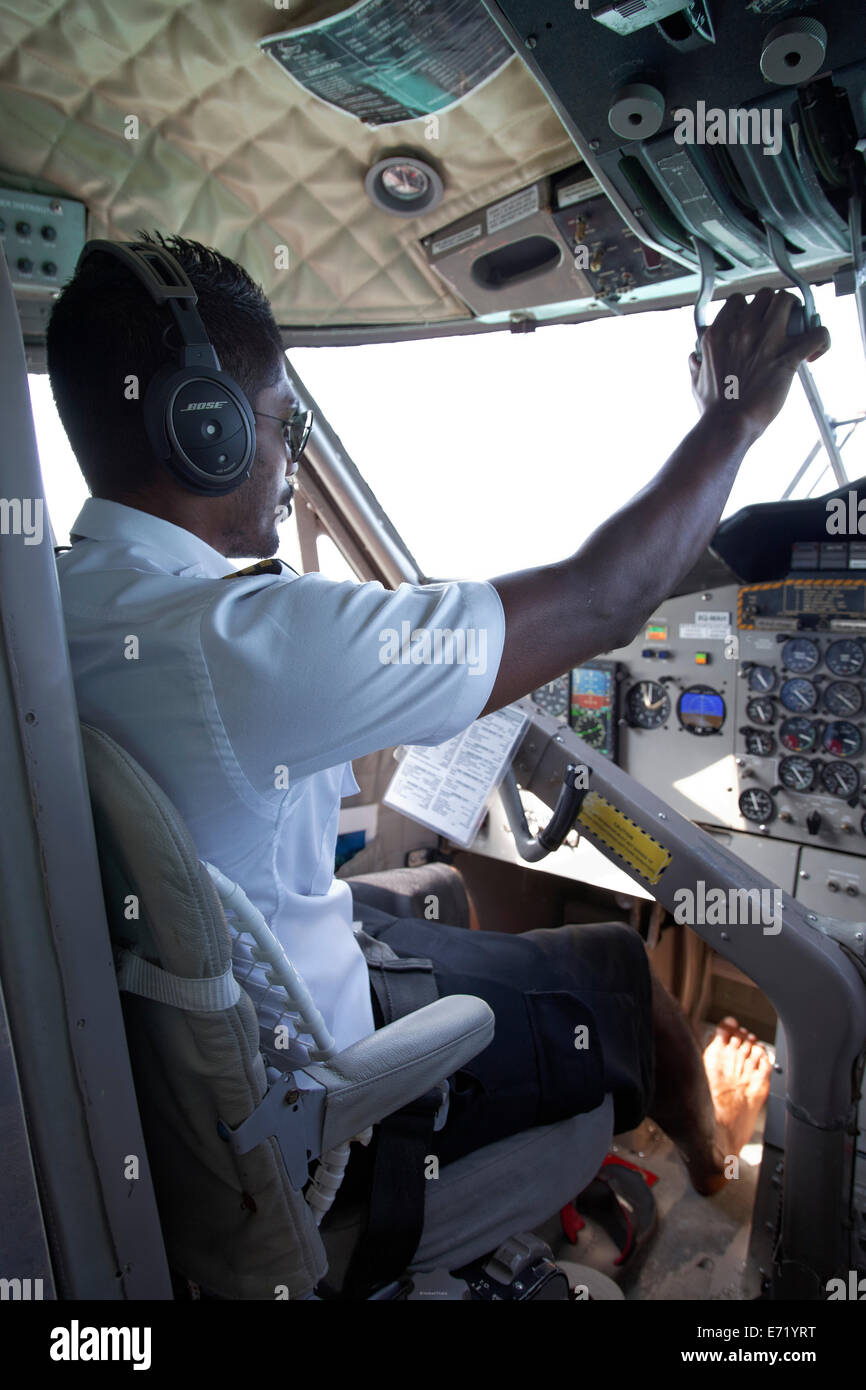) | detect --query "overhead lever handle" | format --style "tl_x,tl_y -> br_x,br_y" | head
693,226 -> 814,363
